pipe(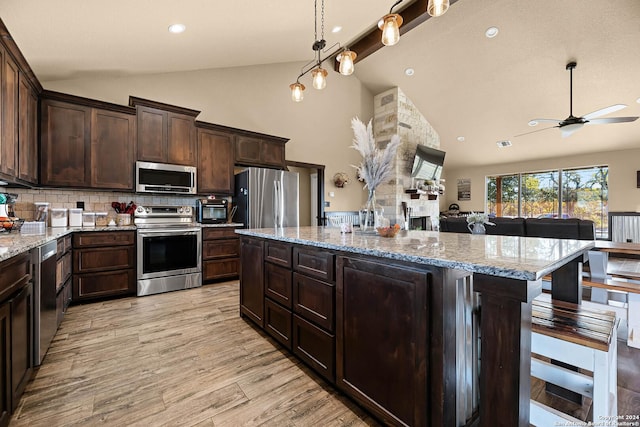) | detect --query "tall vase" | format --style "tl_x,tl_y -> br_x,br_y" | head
359,189 -> 383,231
